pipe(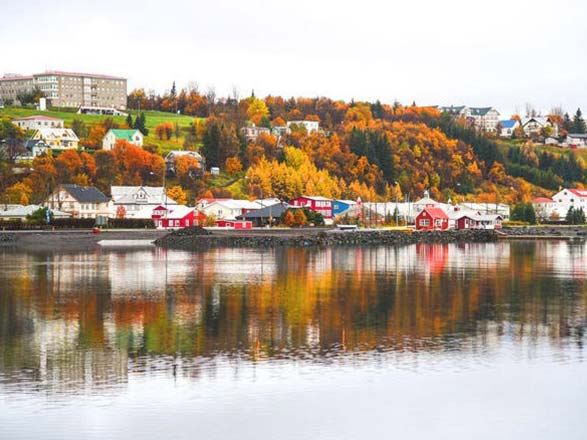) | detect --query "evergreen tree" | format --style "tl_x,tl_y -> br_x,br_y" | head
573,108 -> 586,134
201,123 -> 221,167
563,113 -> 573,132
126,113 -> 134,129
566,207 -> 586,224
170,81 -> 177,99
134,112 -> 148,136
